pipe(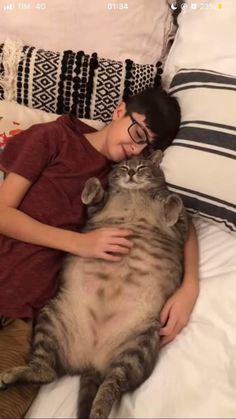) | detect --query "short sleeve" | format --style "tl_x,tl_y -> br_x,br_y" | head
0,122 -> 56,182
